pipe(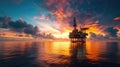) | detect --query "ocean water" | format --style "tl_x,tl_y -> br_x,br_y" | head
0,41 -> 120,67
